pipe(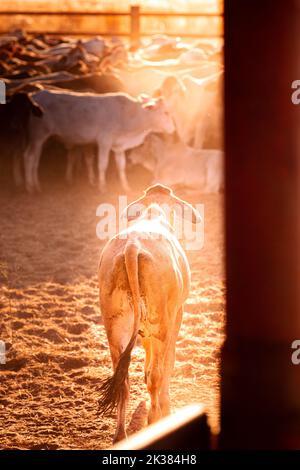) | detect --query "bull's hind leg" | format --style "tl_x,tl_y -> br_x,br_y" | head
141,337 -> 151,385
101,297 -> 134,443
159,306 -> 184,417
146,336 -> 167,424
